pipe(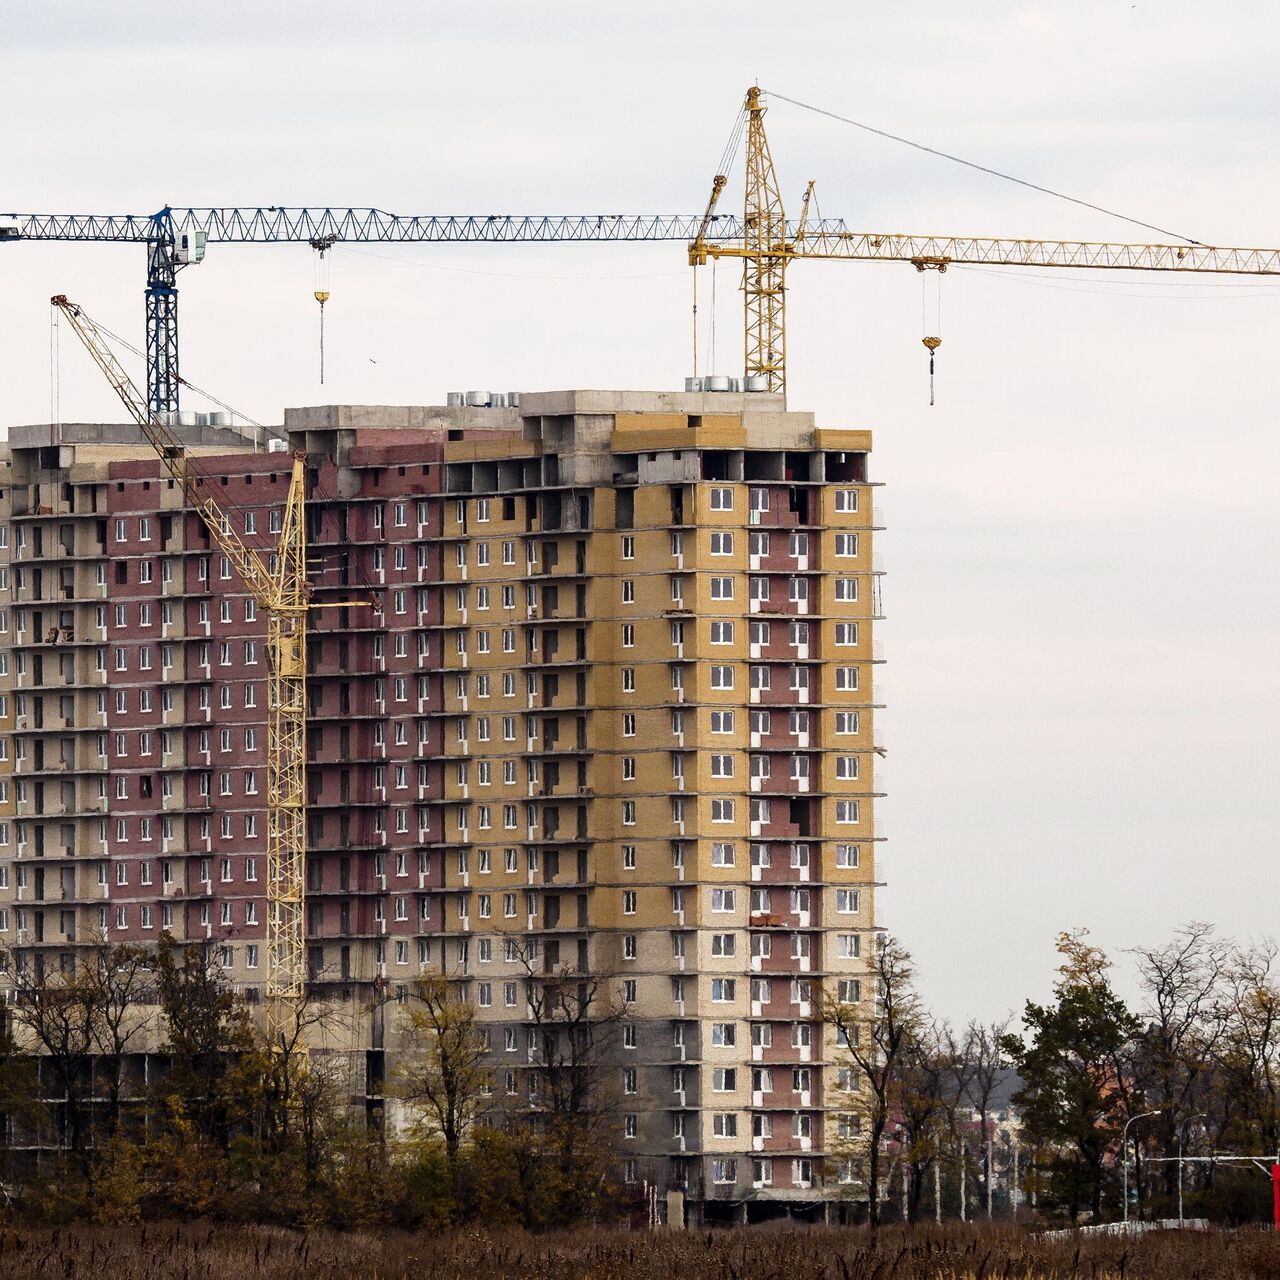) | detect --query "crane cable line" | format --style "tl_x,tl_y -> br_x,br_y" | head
762,87 -> 1204,247
951,262 -> 1280,300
